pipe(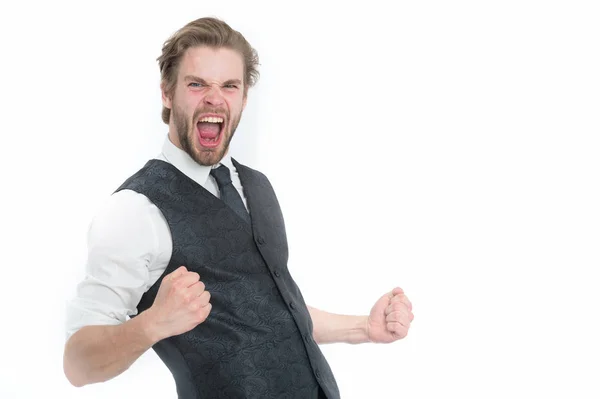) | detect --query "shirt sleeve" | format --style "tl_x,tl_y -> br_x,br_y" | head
64,189 -> 172,341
